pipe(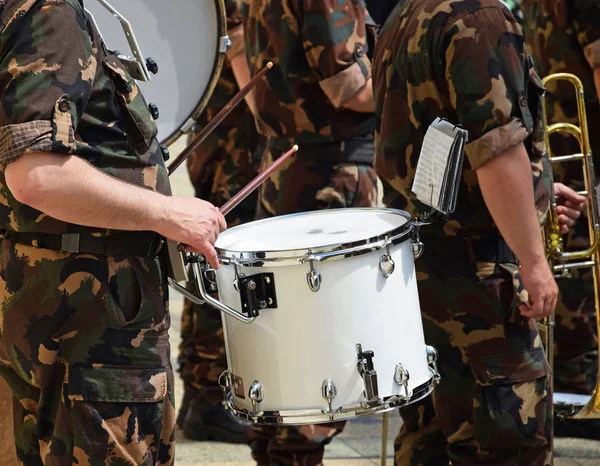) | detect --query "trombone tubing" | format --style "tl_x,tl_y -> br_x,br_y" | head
541,72 -> 600,420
